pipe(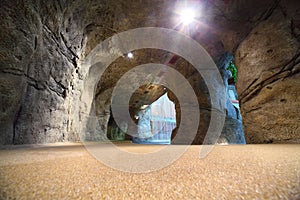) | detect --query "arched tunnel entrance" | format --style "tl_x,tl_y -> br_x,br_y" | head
82,43 -> 245,145
107,85 -> 177,144
133,92 -> 176,144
